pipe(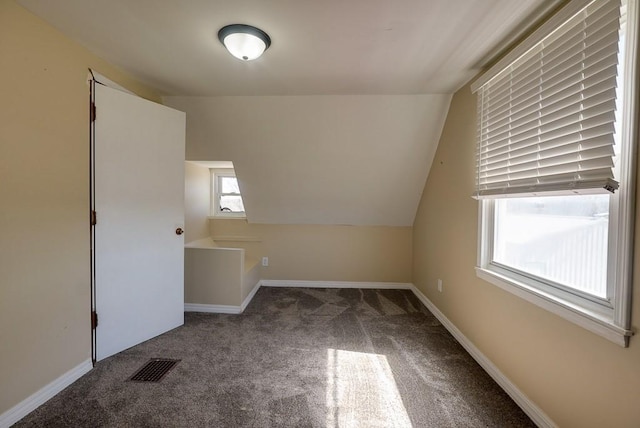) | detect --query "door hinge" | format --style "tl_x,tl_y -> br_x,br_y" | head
91,311 -> 98,329
90,102 -> 96,122
90,210 -> 97,226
